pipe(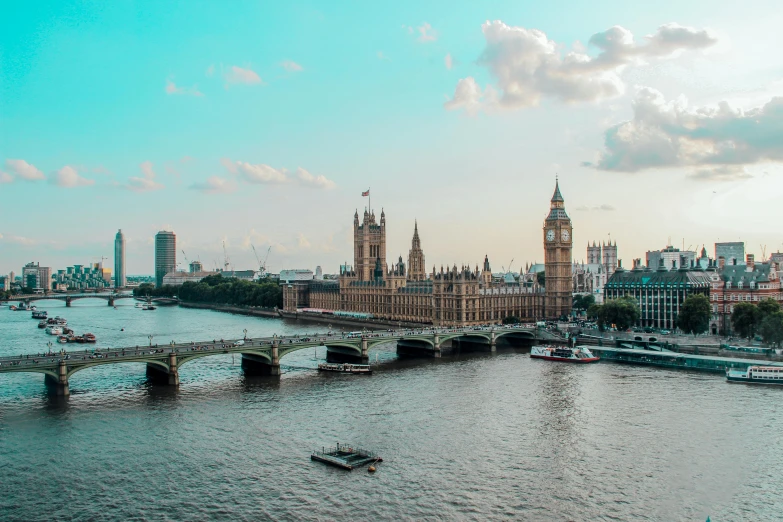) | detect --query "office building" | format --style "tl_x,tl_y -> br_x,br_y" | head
155,231 -> 177,288
114,229 -> 126,288
715,242 -> 745,266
